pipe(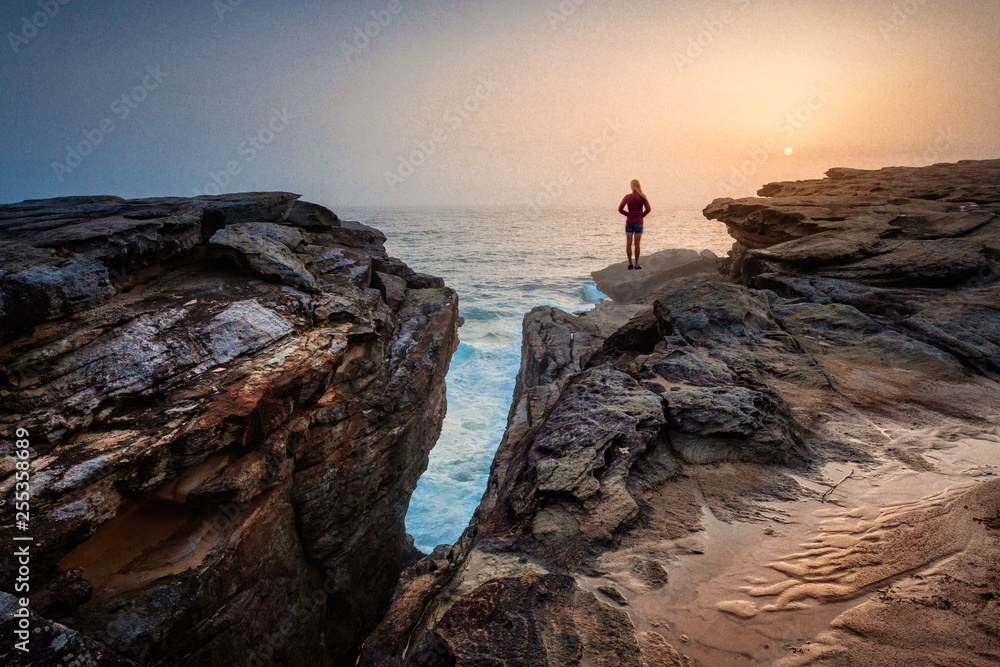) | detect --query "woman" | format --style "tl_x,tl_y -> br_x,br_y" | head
618,179 -> 651,270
